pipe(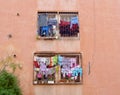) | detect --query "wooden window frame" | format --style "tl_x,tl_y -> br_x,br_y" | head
37,12 -> 80,40
33,52 -> 83,85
